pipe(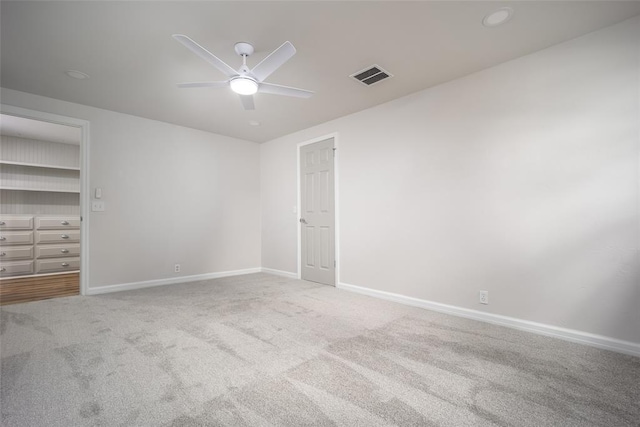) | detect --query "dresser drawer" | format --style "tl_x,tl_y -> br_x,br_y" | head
0,215 -> 34,230
36,244 -> 80,259
0,260 -> 34,277
0,231 -> 34,246
0,245 -> 34,261
36,257 -> 80,274
36,216 -> 81,230
36,230 -> 80,244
